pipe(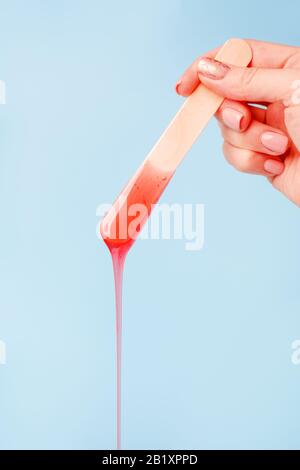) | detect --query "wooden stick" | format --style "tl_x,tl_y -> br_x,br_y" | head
148,38 -> 252,172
